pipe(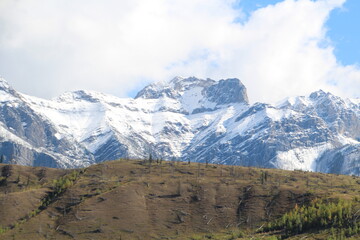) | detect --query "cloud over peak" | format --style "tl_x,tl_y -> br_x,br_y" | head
0,0 -> 358,103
